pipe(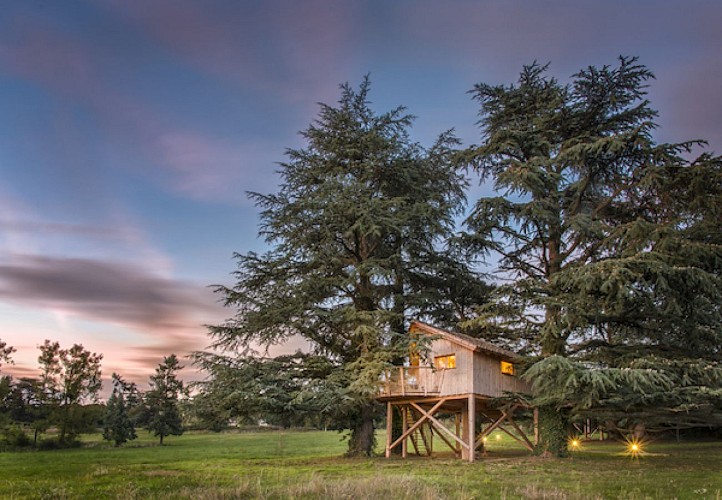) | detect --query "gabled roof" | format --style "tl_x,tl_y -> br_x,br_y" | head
409,321 -> 523,362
